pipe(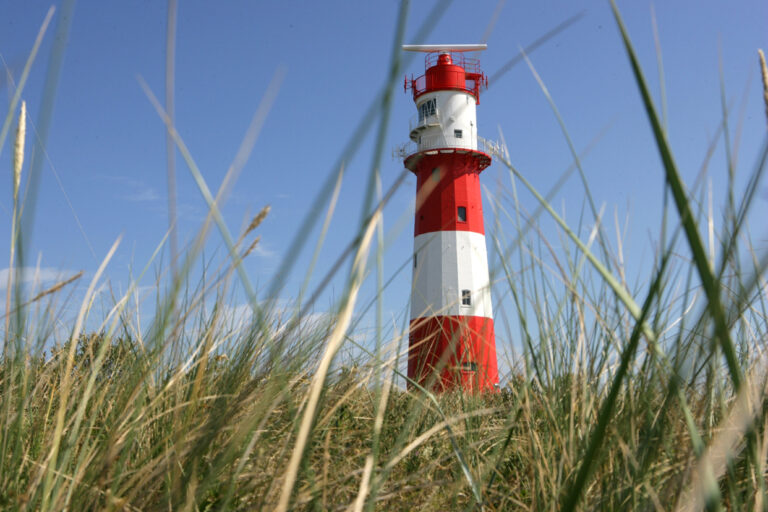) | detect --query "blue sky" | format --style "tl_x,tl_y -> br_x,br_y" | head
1,1 -> 767,367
